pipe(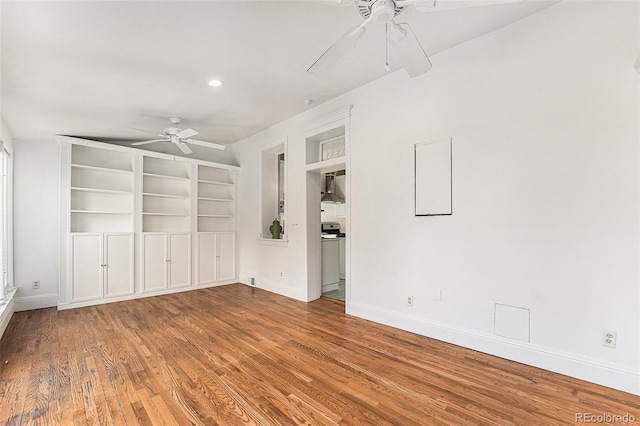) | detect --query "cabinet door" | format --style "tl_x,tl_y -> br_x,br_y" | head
197,233 -> 216,285
142,233 -> 166,292
104,233 -> 134,297
339,238 -> 346,278
168,233 -> 190,288
321,240 -> 340,286
71,234 -> 103,302
216,232 -> 236,281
